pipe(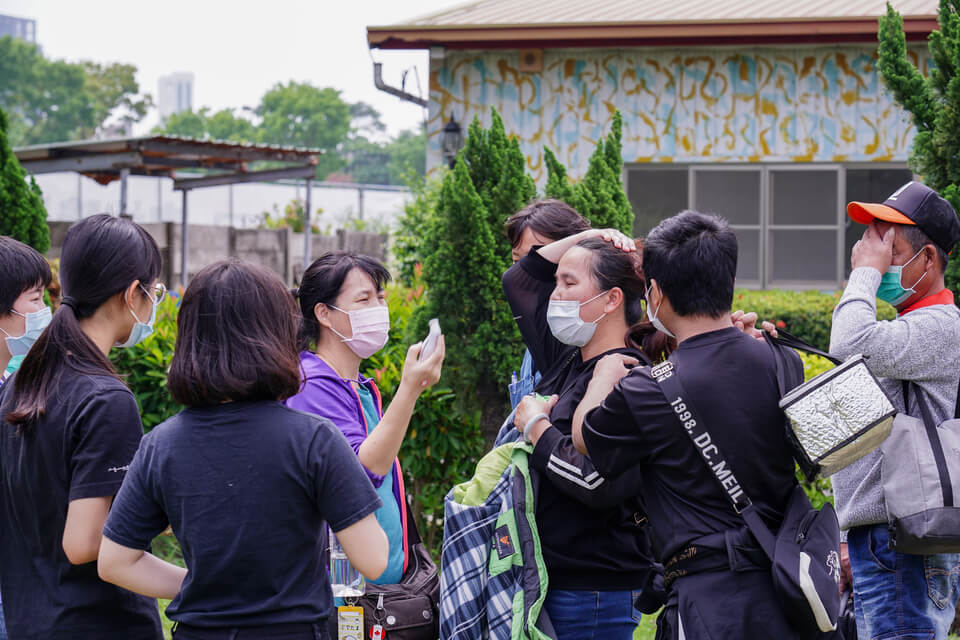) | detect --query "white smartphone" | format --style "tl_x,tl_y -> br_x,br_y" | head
419,318 -> 442,361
